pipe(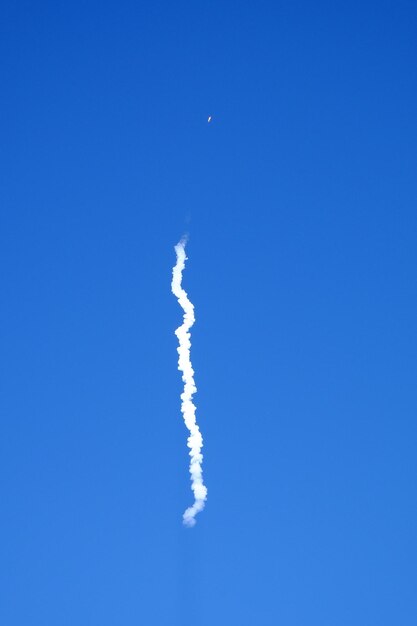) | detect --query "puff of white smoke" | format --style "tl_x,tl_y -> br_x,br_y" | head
171,237 -> 207,527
